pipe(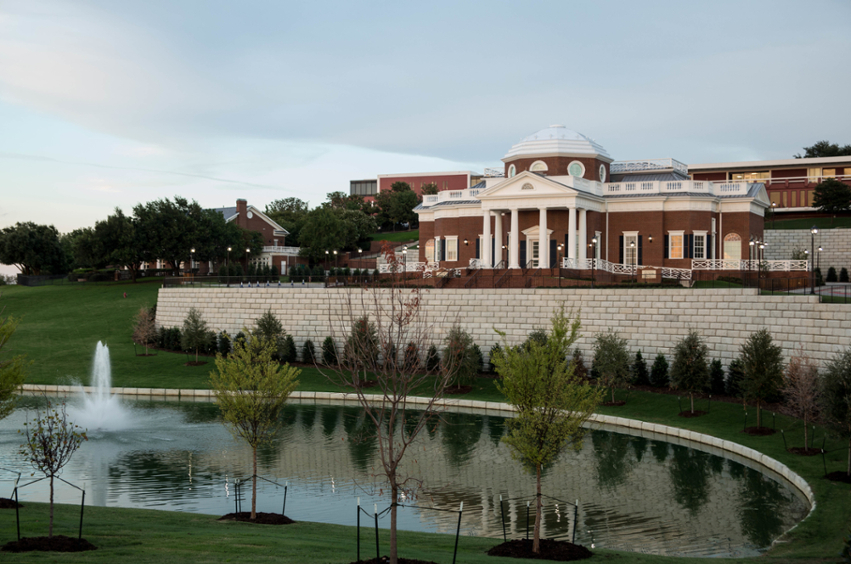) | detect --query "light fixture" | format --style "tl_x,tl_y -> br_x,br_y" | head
647,235 -> 652,243
592,237 -> 597,245
811,226 -> 819,235
463,239 -> 468,246
818,246 -> 823,252
805,249 -> 810,255
358,248 -> 363,254
333,250 -> 337,255
227,246 -> 232,252
245,247 -> 250,253
630,241 -> 635,248
190,247 -> 195,253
